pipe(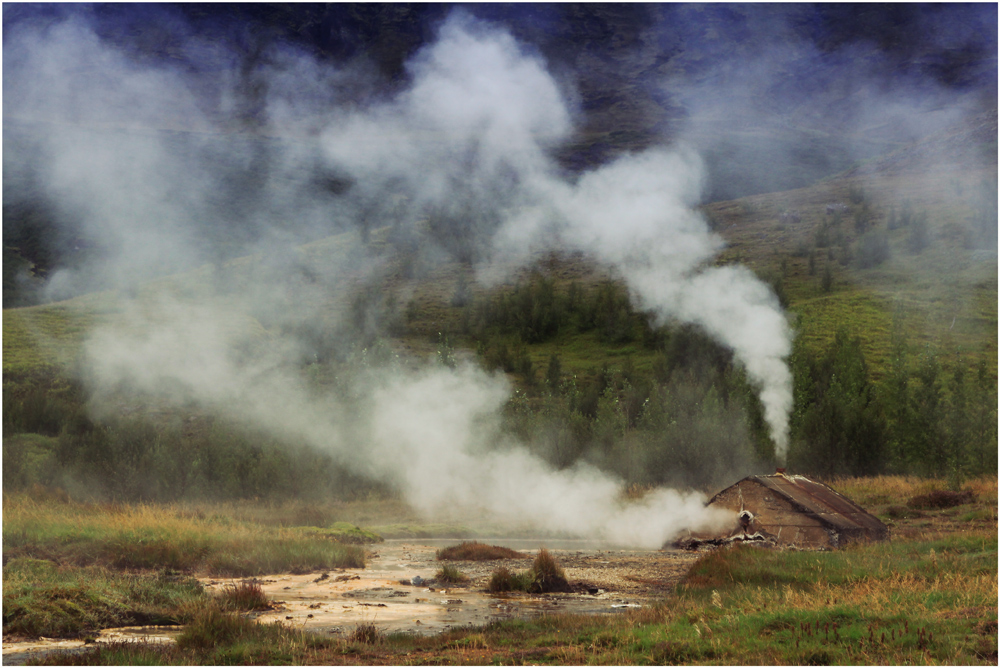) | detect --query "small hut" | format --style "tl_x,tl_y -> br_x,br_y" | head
705,470 -> 889,549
